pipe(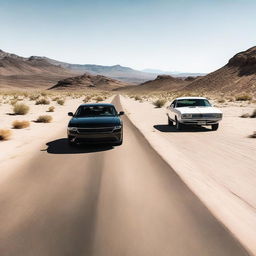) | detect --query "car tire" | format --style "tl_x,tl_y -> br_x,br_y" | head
175,117 -> 182,130
211,123 -> 219,131
168,117 -> 173,126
